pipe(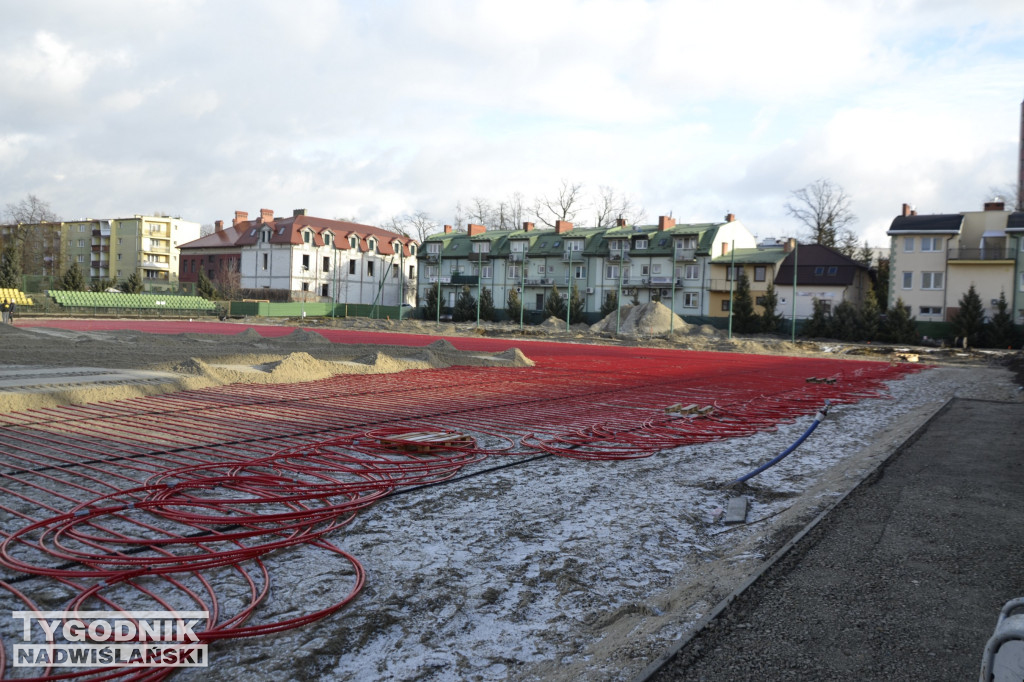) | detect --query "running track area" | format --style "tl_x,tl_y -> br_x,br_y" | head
0,320 -> 925,680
